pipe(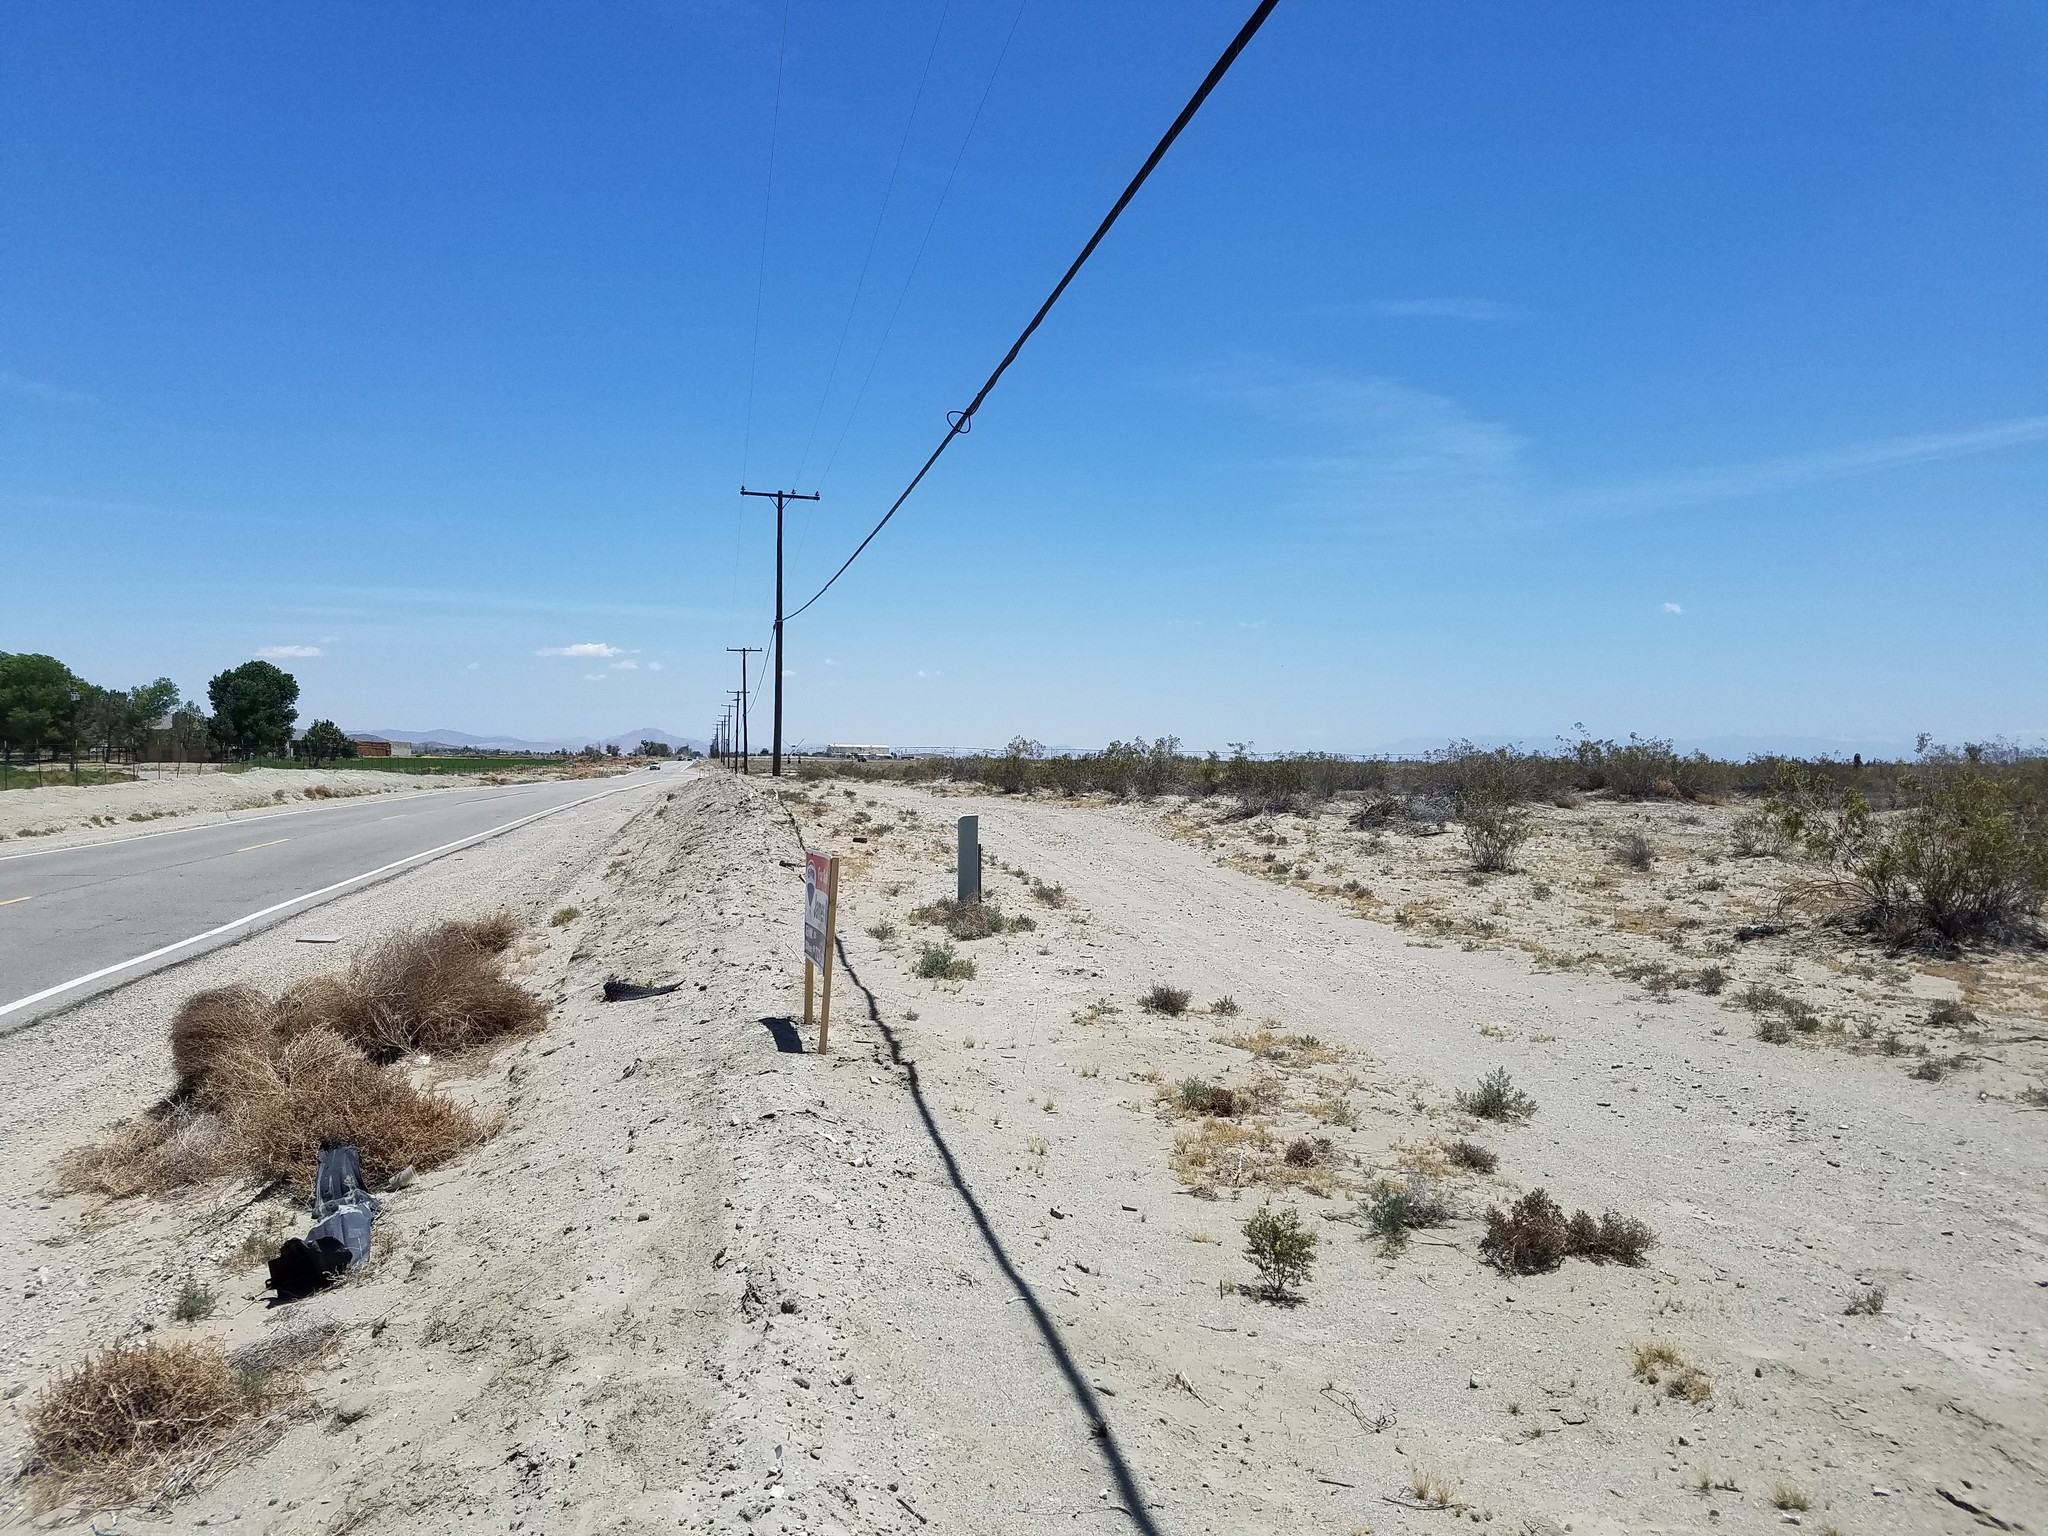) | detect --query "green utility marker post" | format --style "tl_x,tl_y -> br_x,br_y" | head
957,816 -> 980,904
